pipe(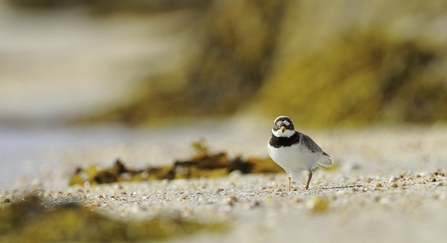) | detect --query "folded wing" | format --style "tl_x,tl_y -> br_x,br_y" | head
301,134 -> 332,167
